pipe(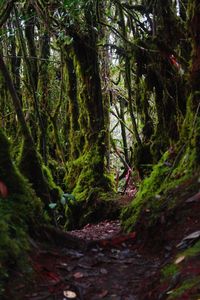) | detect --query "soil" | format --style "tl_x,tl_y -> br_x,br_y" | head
3,176 -> 200,300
